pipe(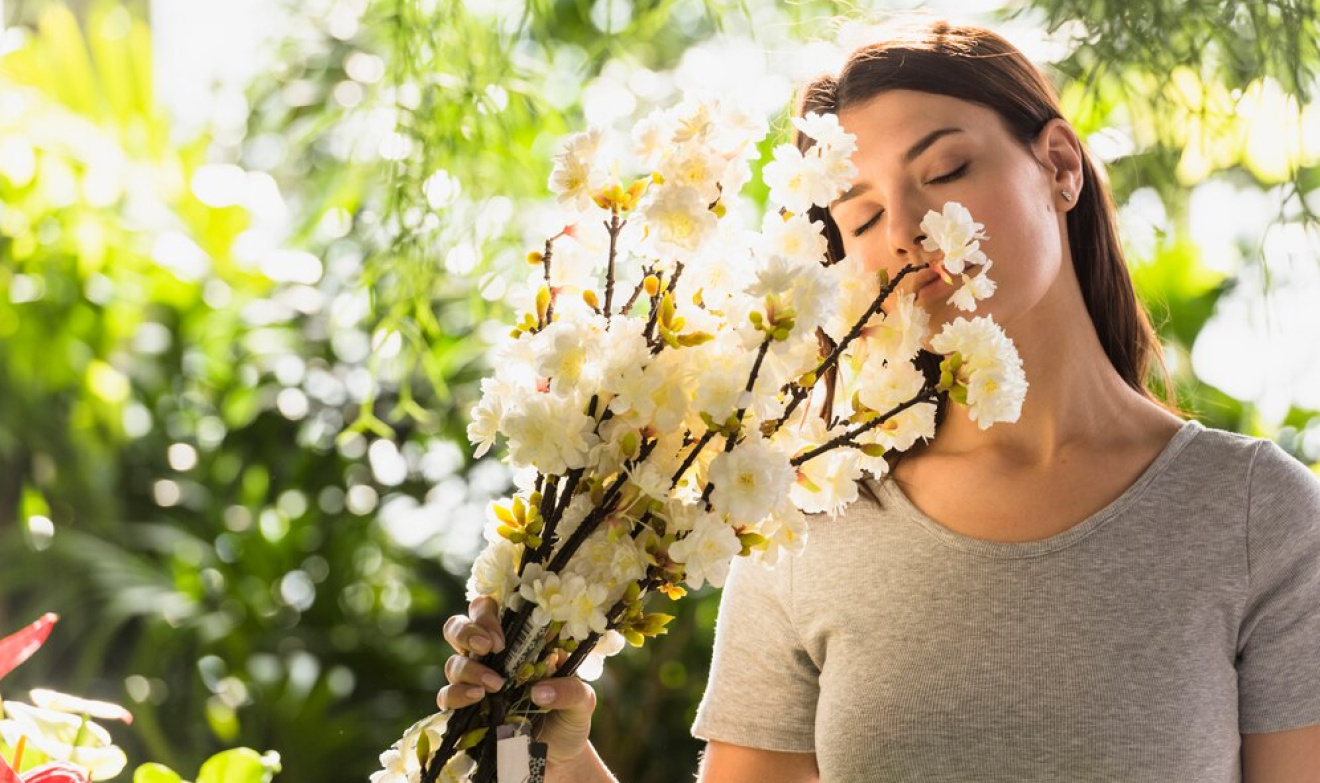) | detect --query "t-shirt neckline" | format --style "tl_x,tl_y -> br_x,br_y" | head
867,418 -> 1205,559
